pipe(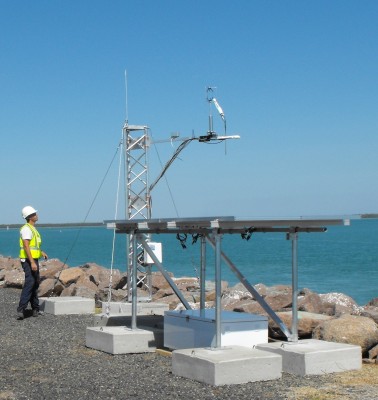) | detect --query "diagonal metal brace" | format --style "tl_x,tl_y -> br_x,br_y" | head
138,235 -> 192,310
205,234 -> 292,340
